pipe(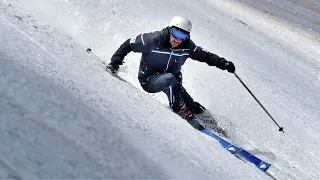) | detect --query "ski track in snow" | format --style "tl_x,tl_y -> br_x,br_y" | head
0,0 -> 319,179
